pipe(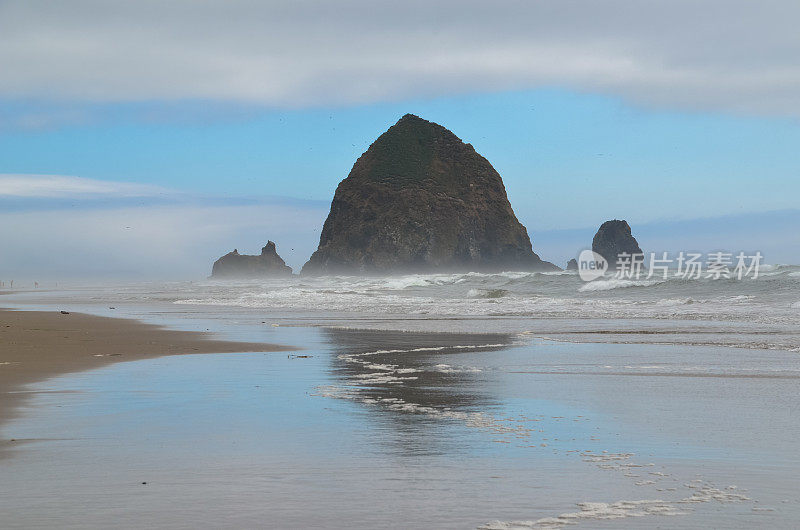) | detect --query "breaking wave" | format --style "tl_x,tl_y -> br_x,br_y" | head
578,278 -> 666,292
153,265 -> 800,350
169,267 -> 796,318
